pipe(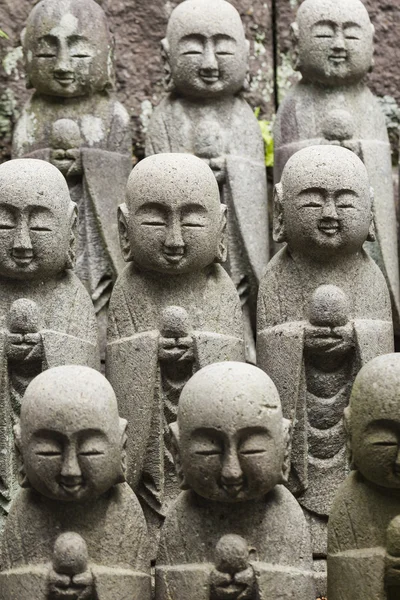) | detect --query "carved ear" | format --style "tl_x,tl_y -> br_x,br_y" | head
215,204 -> 228,263
117,418 -> 128,484
280,418 -> 292,483
161,37 -> 174,92
273,183 -> 286,243
290,22 -> 300,71
21,28 -> 33,89
118,203 -> 133,262
367,187 -> 376,242
170,421 -> 190,490
241,39 -> 251,92
66,202 -> 77,269
343,406 -> 355,469
13,422 -> 30,488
